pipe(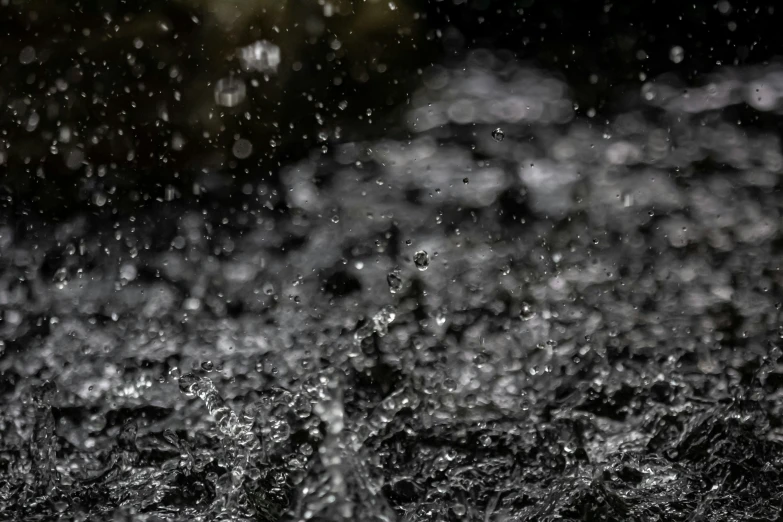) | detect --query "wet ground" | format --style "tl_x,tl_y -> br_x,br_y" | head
3,51 -> 783,521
